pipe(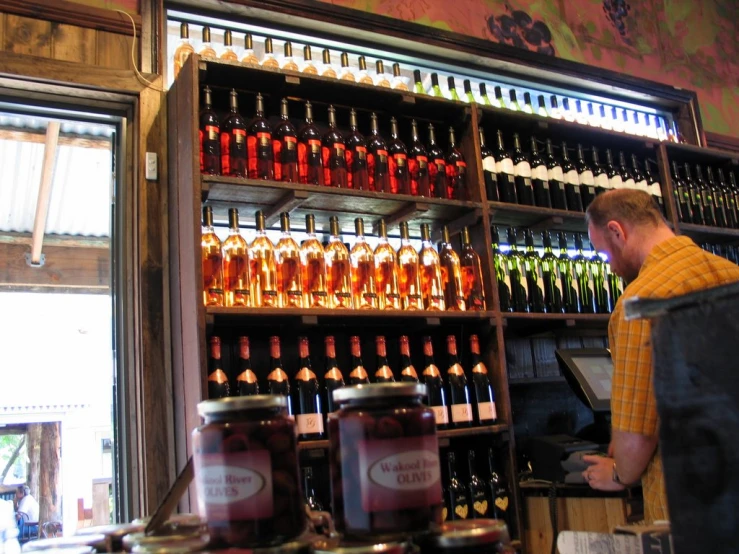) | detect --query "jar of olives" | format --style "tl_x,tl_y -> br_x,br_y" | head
329,383 -> 443,541
192,395 -> 307,548
413,520 -> 513,553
